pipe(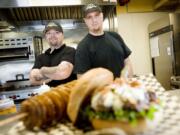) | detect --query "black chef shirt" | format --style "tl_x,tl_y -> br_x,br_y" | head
32,44 -> 76,87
